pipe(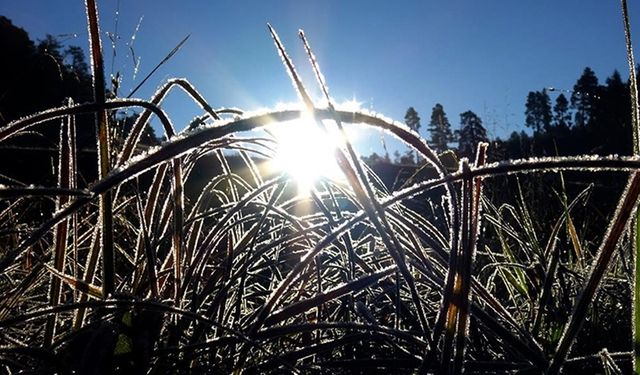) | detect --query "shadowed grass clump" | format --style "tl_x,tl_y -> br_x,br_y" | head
0,2 -> 639,374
